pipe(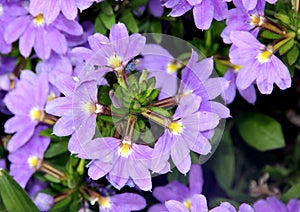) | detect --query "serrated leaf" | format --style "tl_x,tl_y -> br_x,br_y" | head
120,10 -> 139,33
0,170 -> 40,212
287,45 -> 299,65
237,113 -> 285,151
44,140 -> 68,159
100,12 -> 115,29
279,39 -> 295,55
